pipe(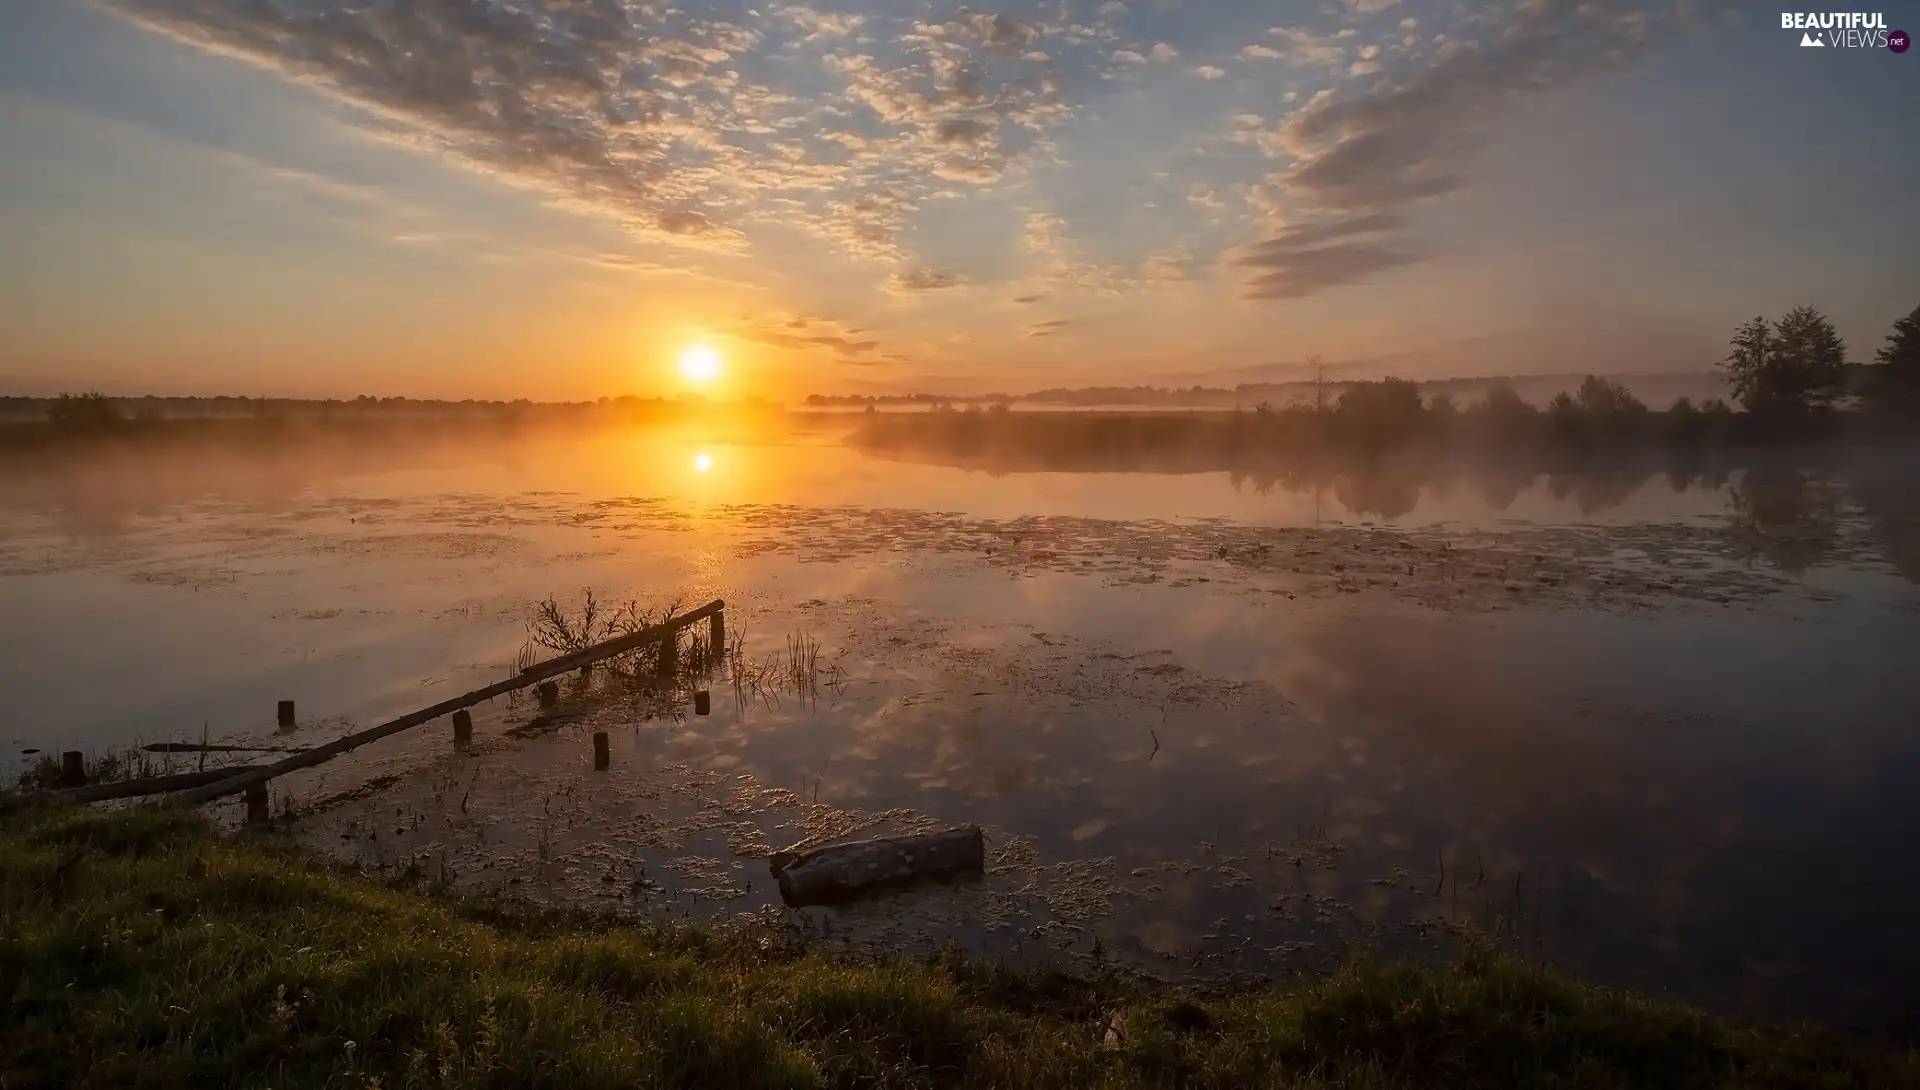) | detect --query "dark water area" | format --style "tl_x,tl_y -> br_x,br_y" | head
3,427 -> 1919,1038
